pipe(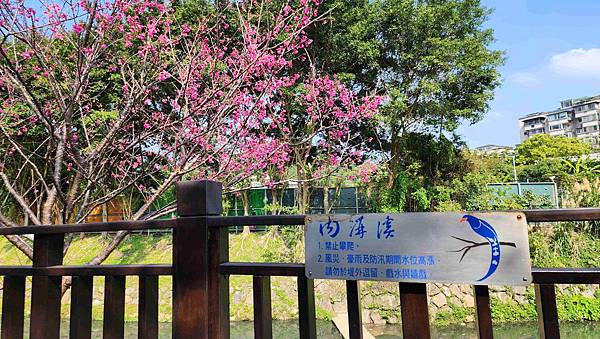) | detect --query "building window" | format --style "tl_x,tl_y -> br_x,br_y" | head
550,124 -> 562,131
581,114 -> 598,123
548,112 -> 567,121
524,117 -> 545,125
